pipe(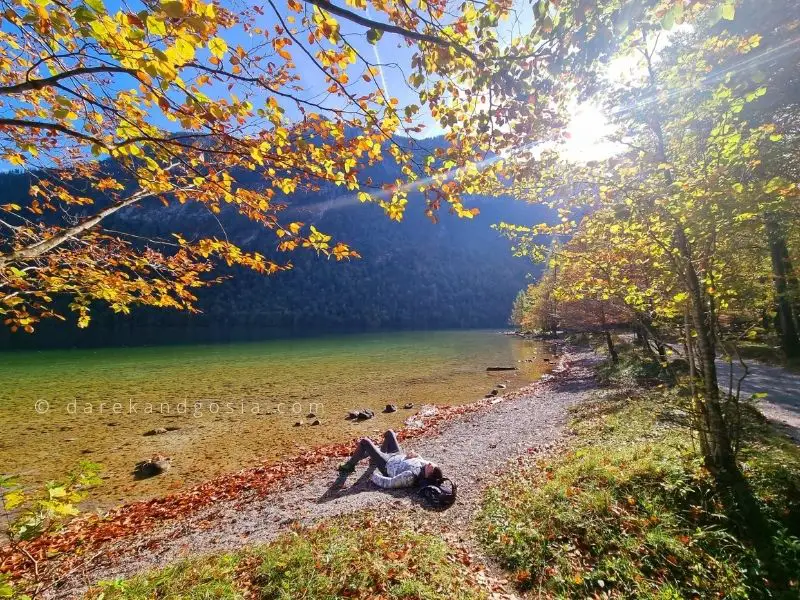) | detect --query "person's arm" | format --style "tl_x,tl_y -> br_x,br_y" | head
370,470 -> 417,489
